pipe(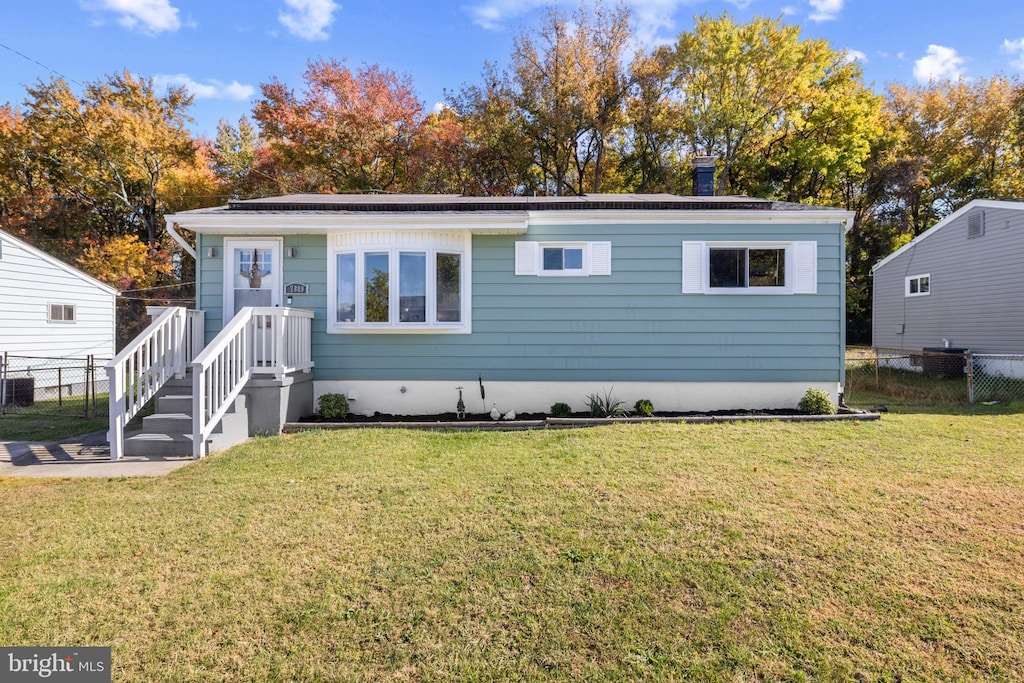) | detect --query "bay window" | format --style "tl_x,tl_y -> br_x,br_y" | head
329,232 -> 470,333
